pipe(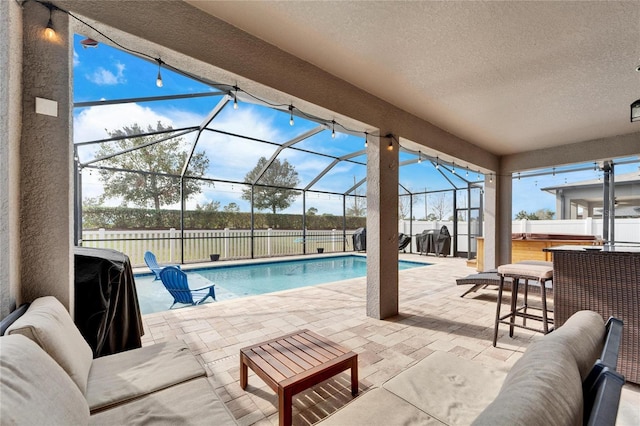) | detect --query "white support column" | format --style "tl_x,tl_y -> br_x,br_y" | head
366,133 -> 399,319
483,171 -> 512,269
